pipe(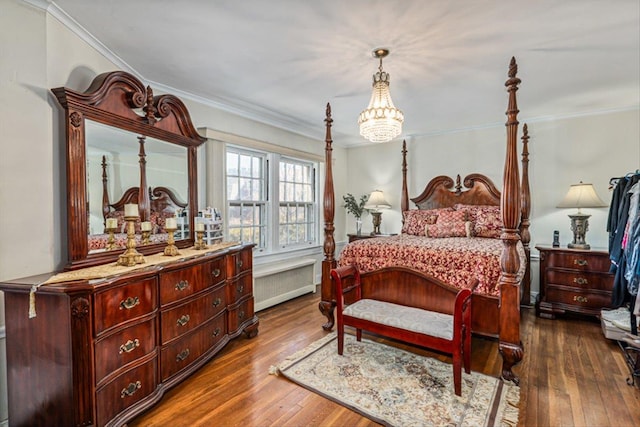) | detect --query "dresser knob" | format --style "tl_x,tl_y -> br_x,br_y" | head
573,295 -> 588,303
119,339 -> 140,354
573,277 -> 588,285
119,296 -> 140,310
213,327 -> 221,337
175,280 -> 189,291
177,314 -> 191,327
212,268 -> 221,278
176,348 -> 190,362
213,297 -> 222,307
120,381 -> 141,398
574,259 -> 588,266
